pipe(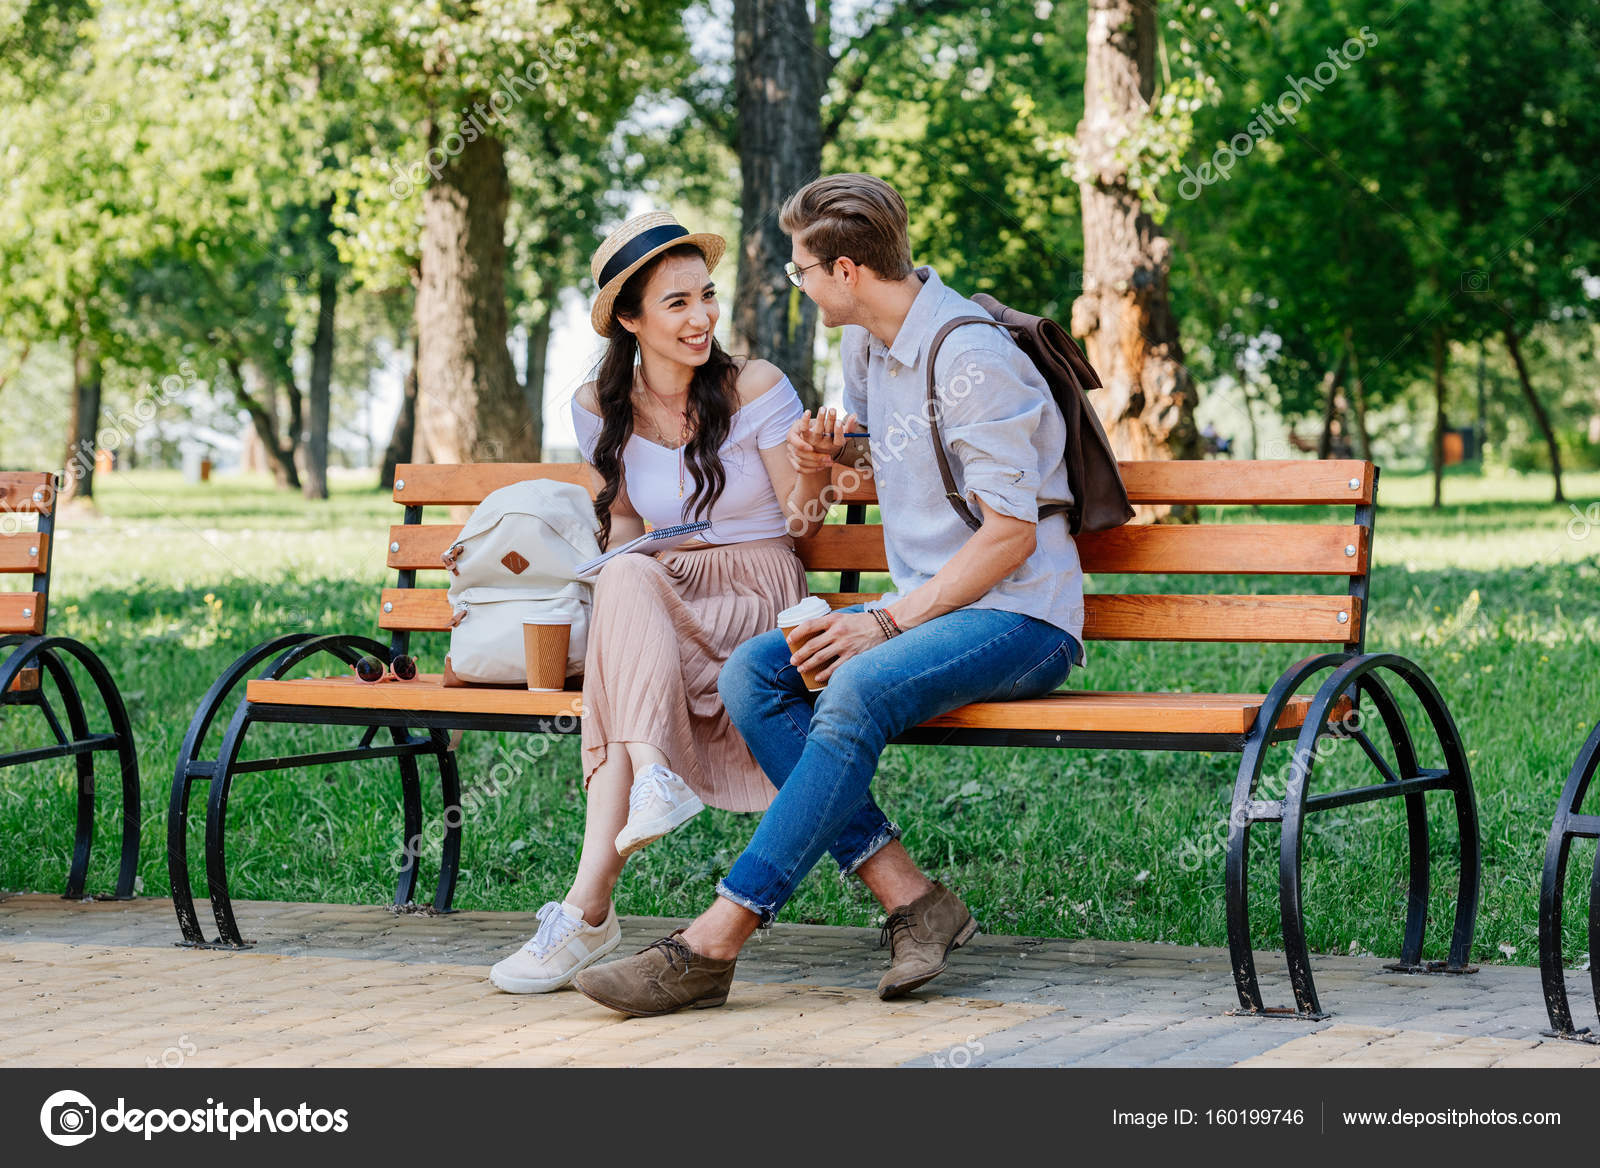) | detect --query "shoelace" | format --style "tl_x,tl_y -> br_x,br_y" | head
643,934 -> 695,972
629,767 -> 676,816
525,901 -> 581,957
879,909 -> 915,952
